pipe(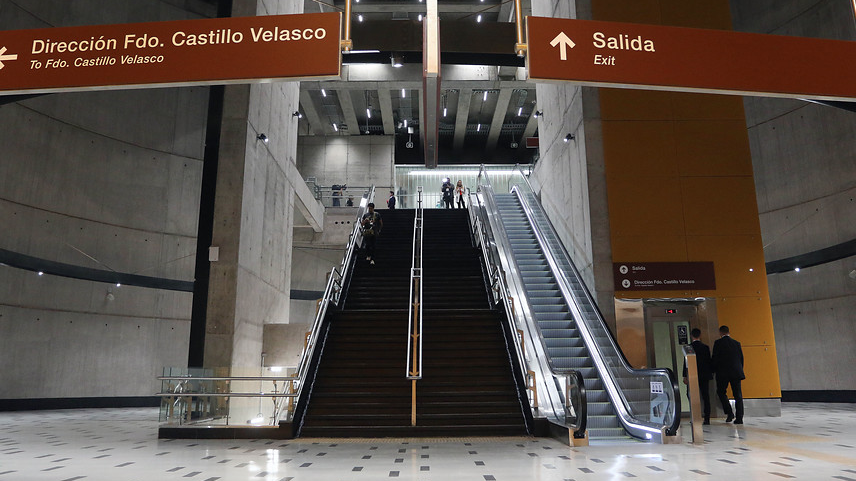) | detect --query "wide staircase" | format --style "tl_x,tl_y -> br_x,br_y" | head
417,209 -> 528,435
299,208 -> 529,437
494,193 -> 628,440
